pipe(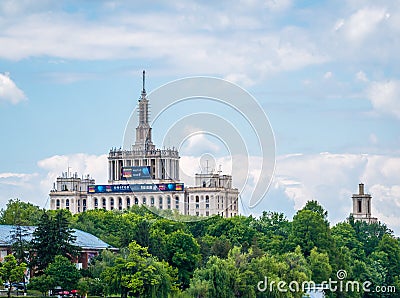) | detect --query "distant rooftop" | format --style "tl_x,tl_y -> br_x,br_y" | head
0,225 -> 113,250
